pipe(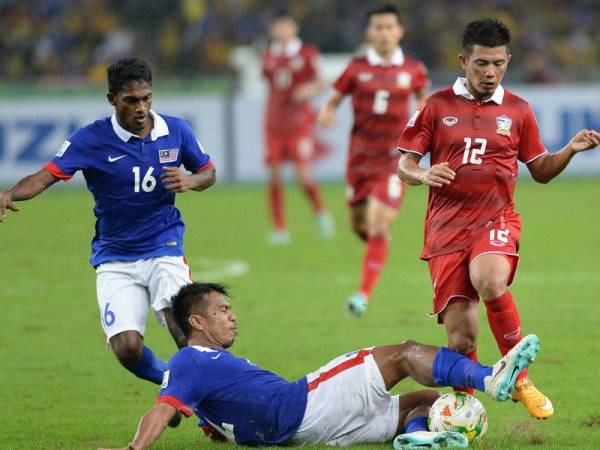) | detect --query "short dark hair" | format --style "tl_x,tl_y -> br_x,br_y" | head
172,283 -> 230,337
462,19 -> 511,54
367,4 -> 402,24
107,57 -> 152,94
